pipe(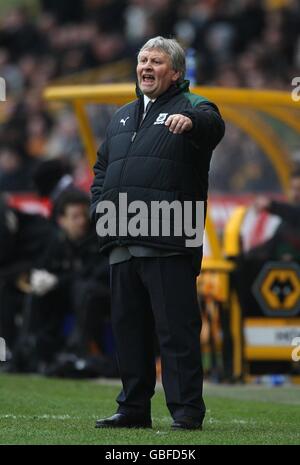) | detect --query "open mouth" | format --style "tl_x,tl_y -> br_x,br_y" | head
142,74 -> 155,83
